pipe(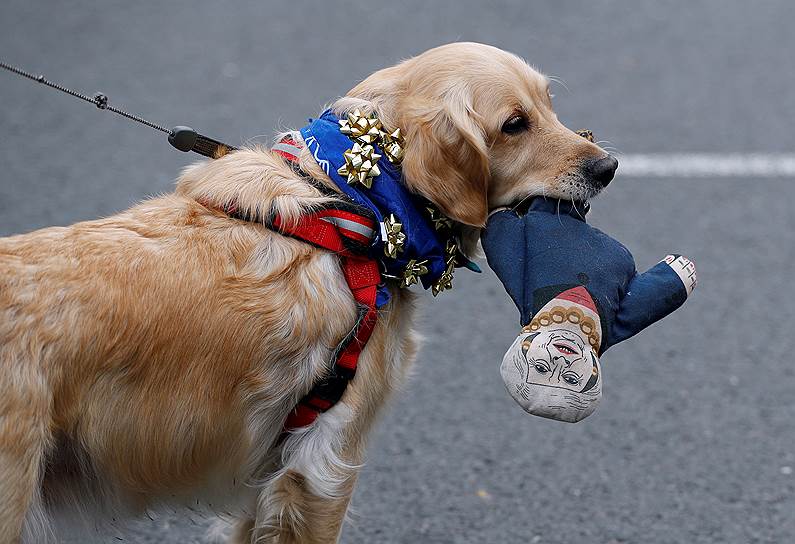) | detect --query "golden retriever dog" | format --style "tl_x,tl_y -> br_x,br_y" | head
0,42 -> 616,543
